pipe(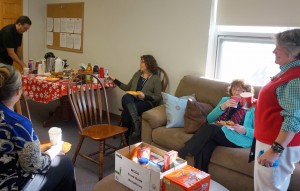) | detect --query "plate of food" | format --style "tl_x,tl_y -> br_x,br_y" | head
216,120 -> 236,130
126,91 -> 139,95
45,77 -> 60,82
